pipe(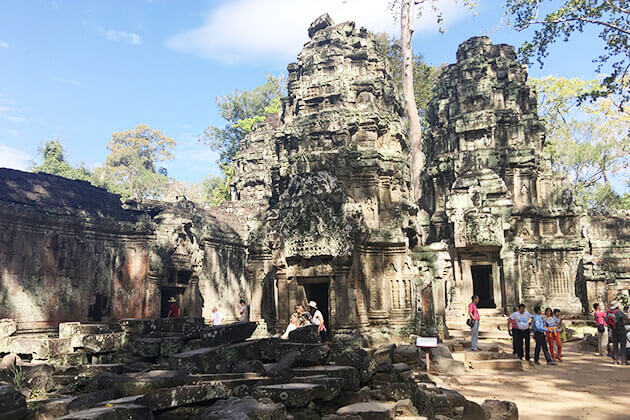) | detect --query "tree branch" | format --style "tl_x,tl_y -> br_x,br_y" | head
518,16 -> 630,36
